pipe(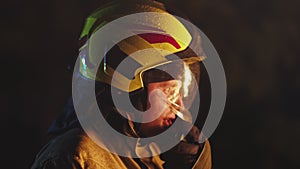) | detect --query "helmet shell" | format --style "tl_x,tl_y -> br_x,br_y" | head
78,0 -> 205,92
